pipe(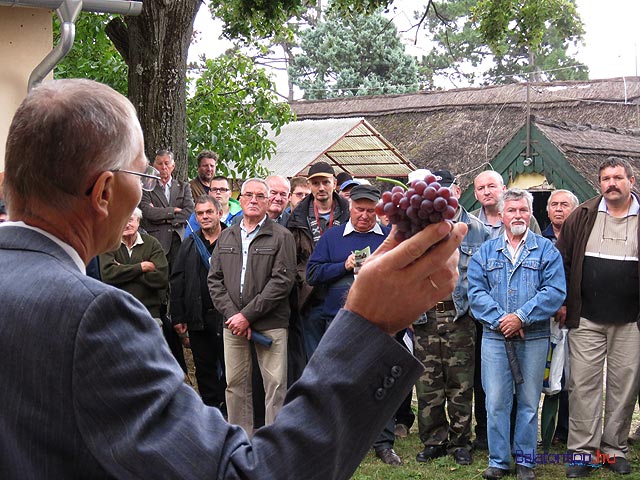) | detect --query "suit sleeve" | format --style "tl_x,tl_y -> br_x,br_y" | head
73,293 -> 422,479
241,230 -> 297,322
139,190 -> 175,223
171,182 -> 194,226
